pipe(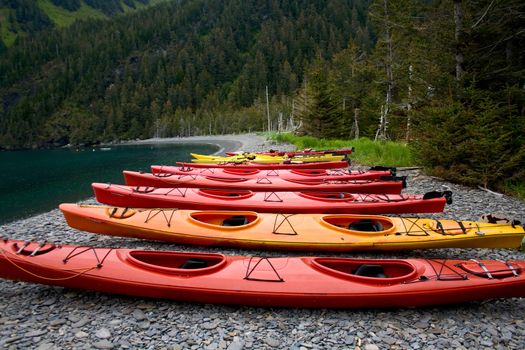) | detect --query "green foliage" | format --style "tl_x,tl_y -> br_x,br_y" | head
295,57 -> 343,138
37,0 -> 106,27
412,88 -> 525,190
503,181 -> 525,202
50,0 -> 81,12
0,0 -> 163,45
268,132 -> 414,167
0,0 -> 370,149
